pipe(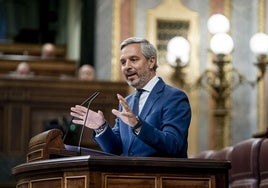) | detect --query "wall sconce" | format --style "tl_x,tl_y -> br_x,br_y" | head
200,14 -> 268,149
198,30 -> 236,149
250,32 -> 268,82
197,32 -> 239,100
195,14 -> 244,102
166,36 -> 190,87
166,13 -> 268,149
